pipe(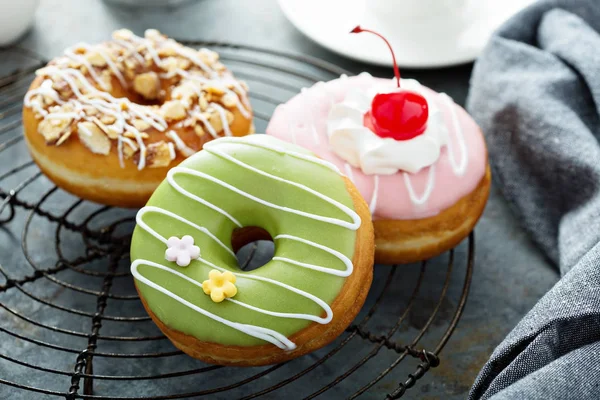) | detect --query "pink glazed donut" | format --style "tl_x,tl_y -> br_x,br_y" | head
266,73 -> 491,264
